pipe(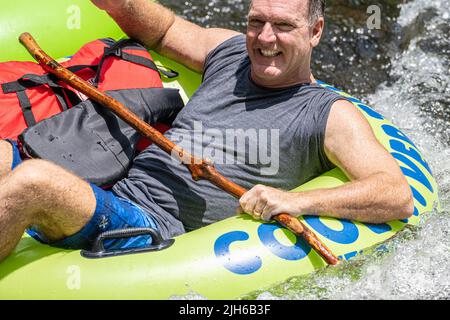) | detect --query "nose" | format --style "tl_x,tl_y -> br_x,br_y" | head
258,22 -> 276,44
